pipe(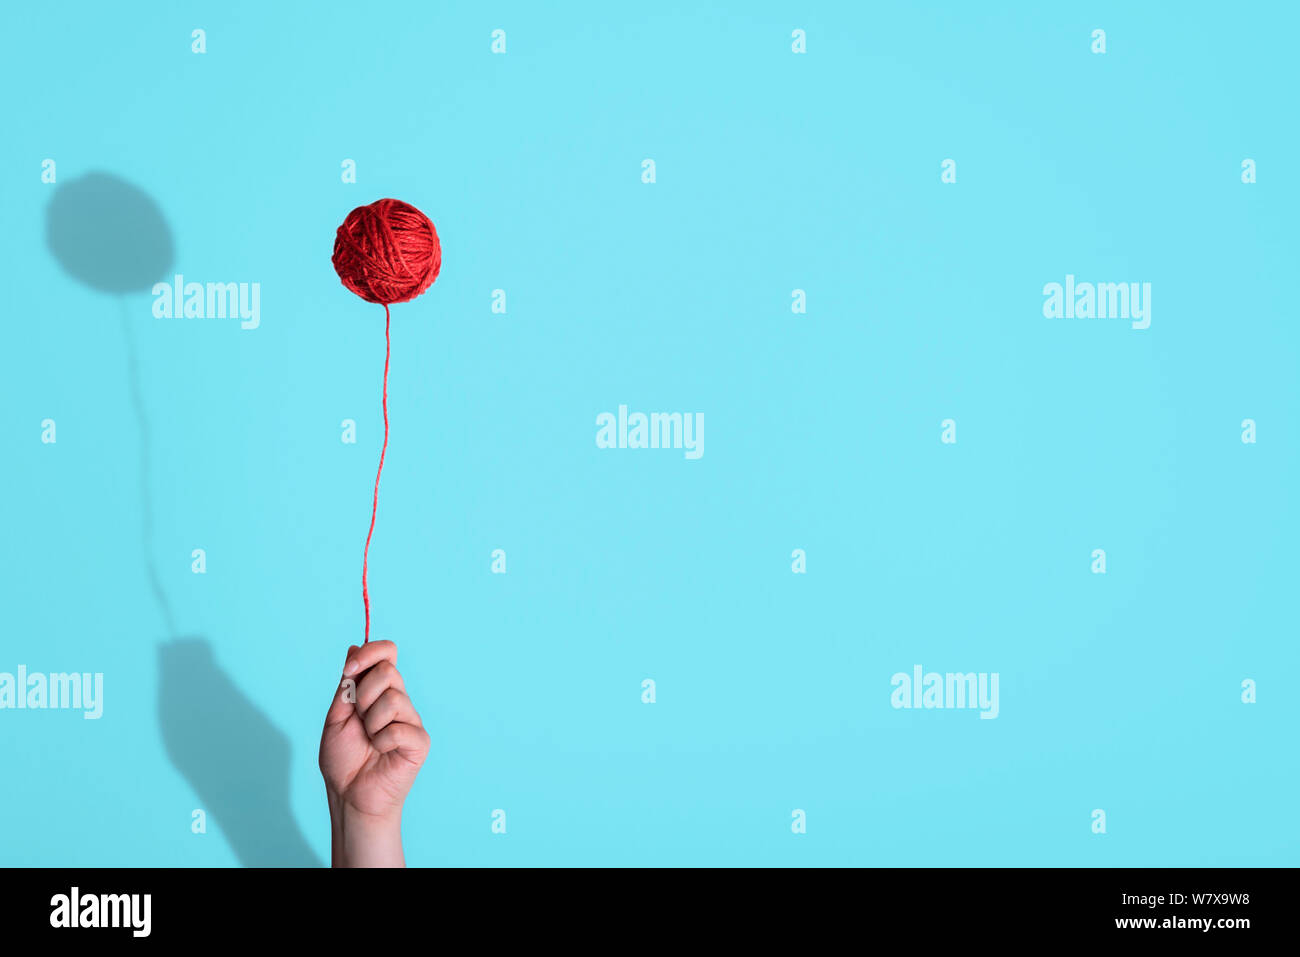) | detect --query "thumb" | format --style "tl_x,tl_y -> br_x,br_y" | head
324,646 -> 362,728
